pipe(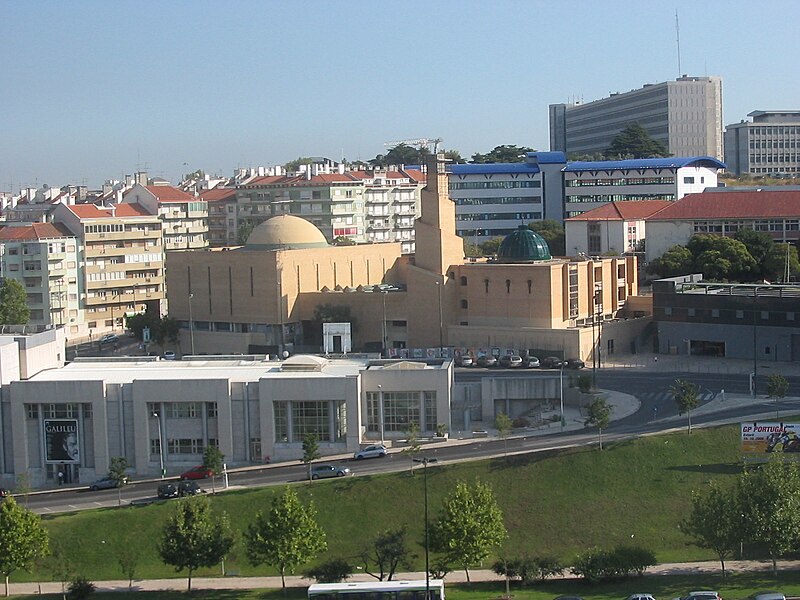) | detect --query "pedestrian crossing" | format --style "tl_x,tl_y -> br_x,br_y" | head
637,391 -> 718,405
